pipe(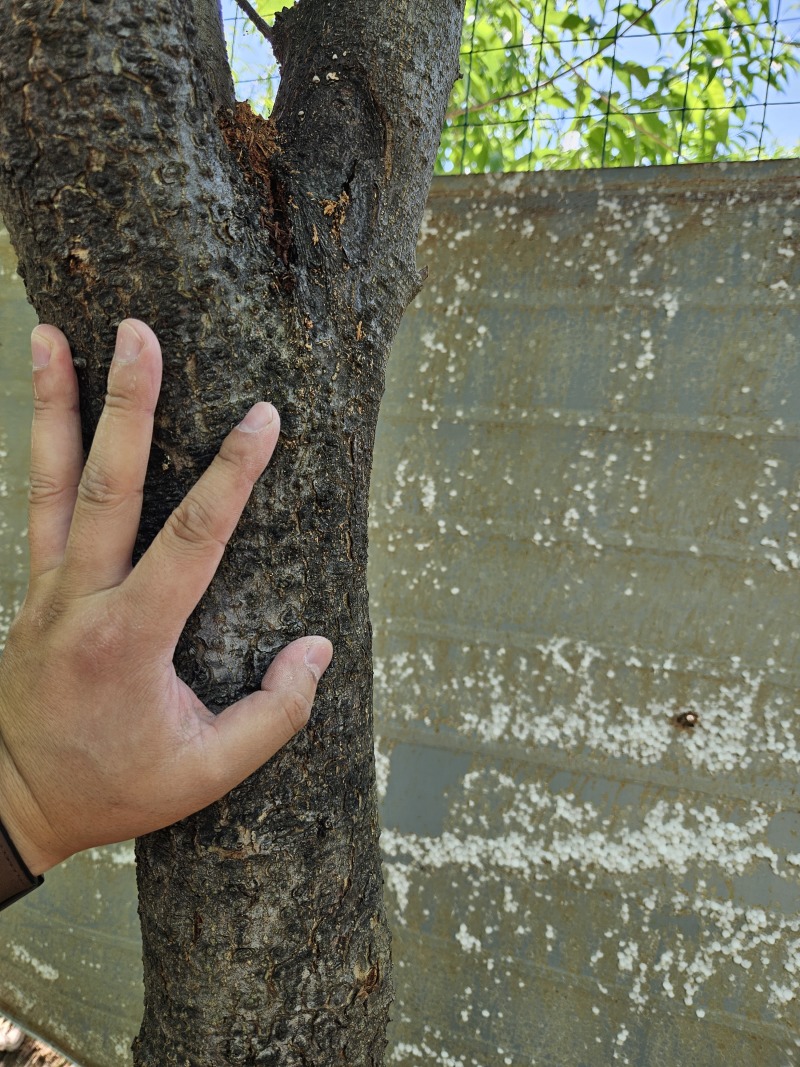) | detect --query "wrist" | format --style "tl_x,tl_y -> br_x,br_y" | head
0,799 -> 54,878
0,736 -> 63,877
0,817 -> 44,909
